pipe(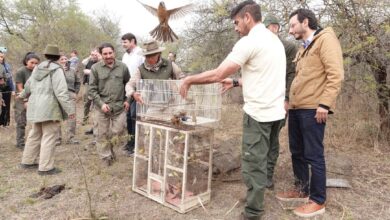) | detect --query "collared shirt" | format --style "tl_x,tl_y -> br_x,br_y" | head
303,31 -> 315,49
89,59 -> 130,115
226,23 -> 286,122
122,46 -> 145,78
